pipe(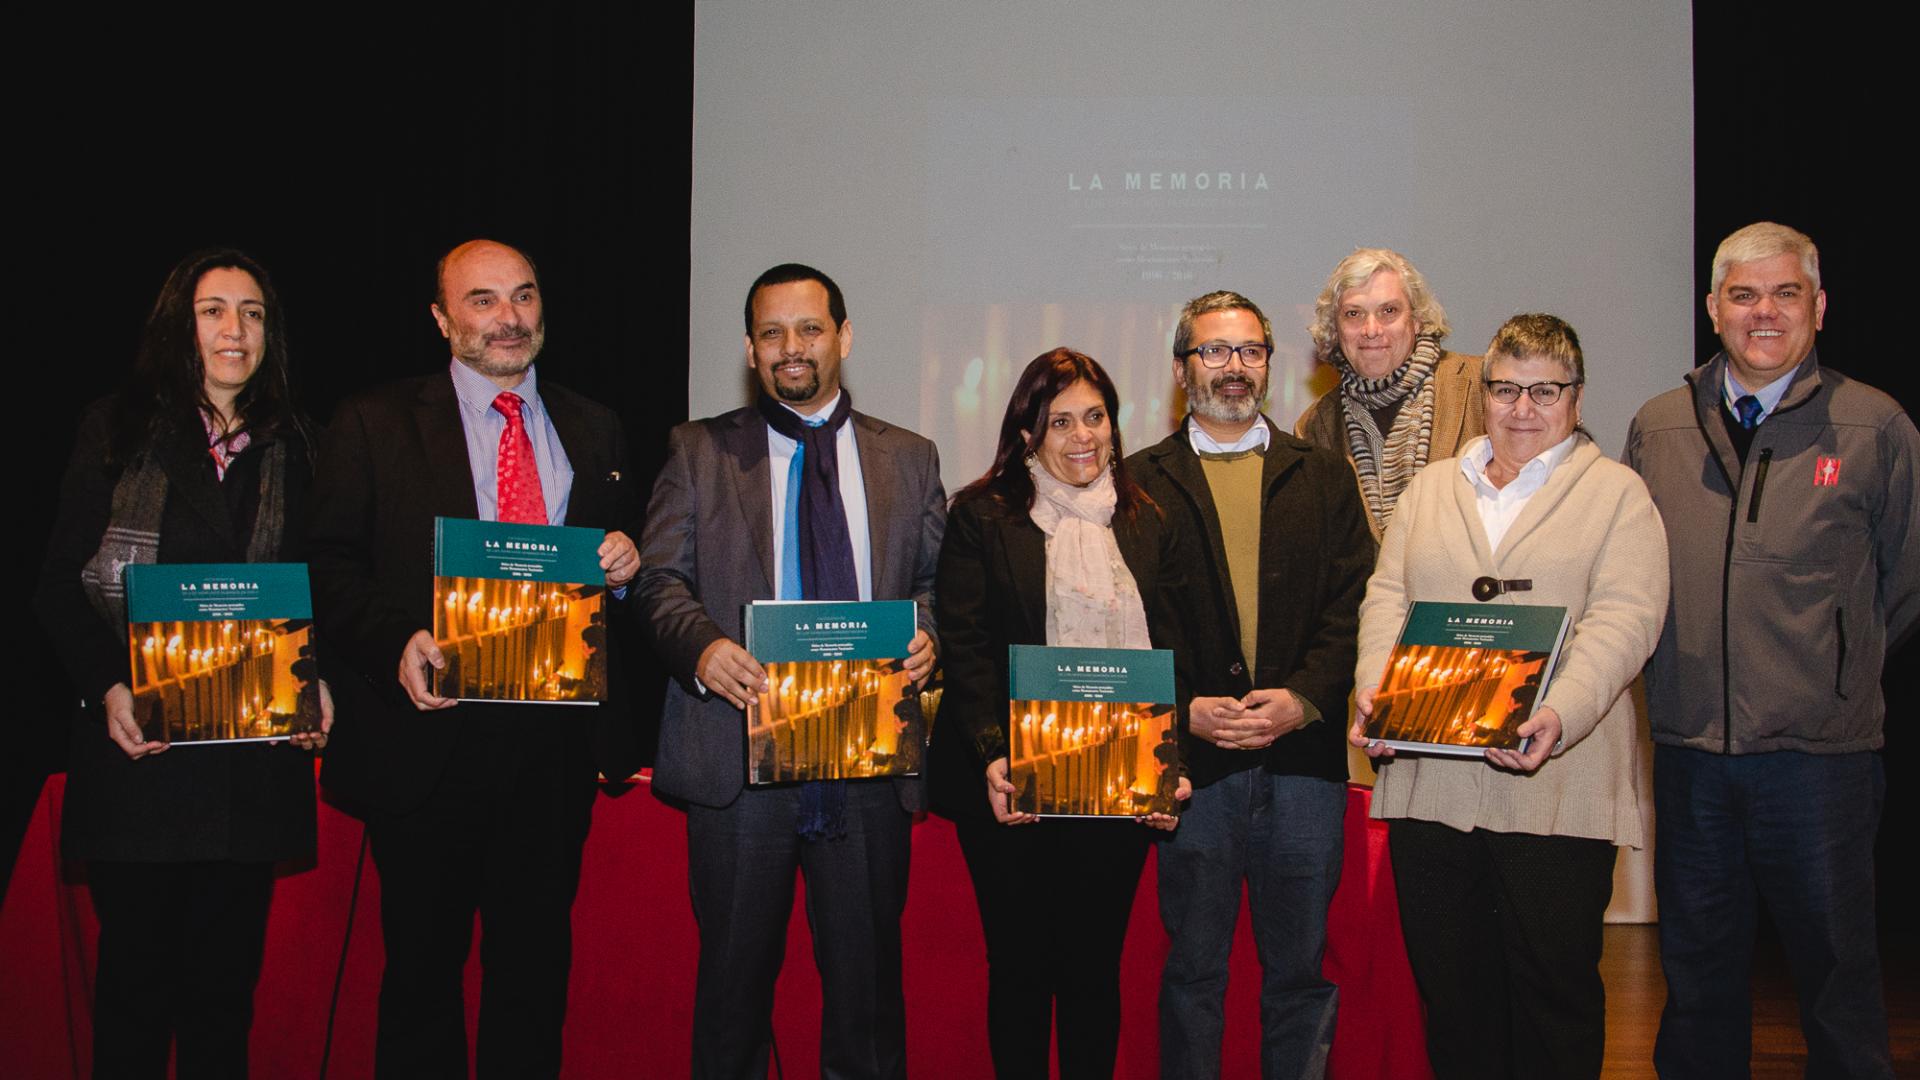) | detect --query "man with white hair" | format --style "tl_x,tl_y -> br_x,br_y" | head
1626,221 -> 1918,1079
1295,248 -> 1483,539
